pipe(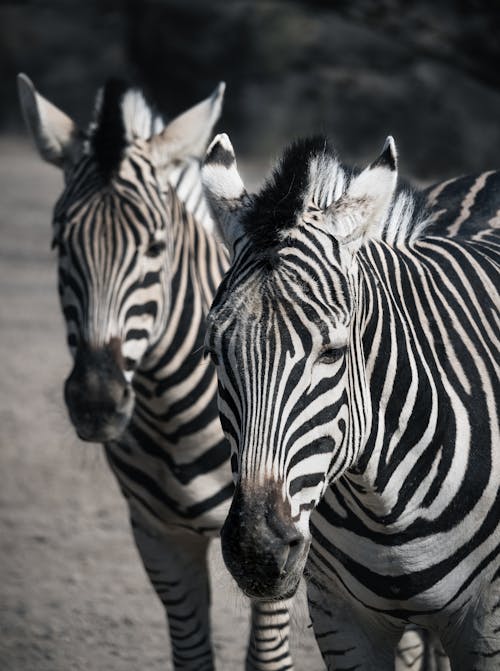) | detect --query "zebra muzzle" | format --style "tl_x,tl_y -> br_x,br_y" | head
220,482 -> 309,600
64,342 -> 135,443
